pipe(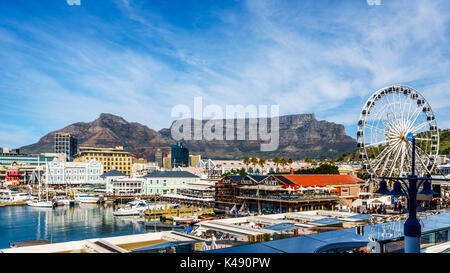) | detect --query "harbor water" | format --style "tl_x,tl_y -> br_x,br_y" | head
0,204 -> 153,249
